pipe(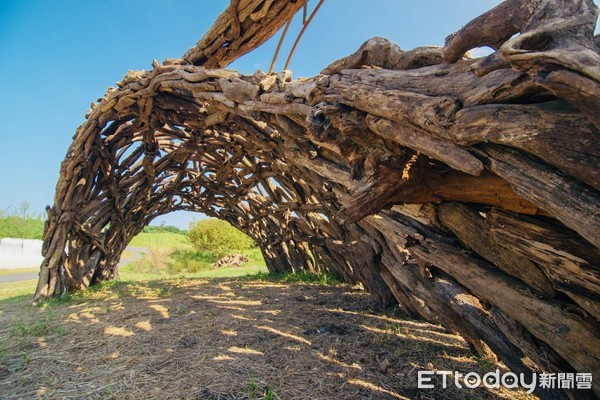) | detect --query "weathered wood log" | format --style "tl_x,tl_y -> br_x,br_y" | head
478,144 -> 600,250
366,116 -> 484,176
183,0 -> 308,68
454,101 -> 600,191
438,202 -> 556,297
35,1 -> 600,398
322,37 -> 444,75
409,238 -> 600,394
445,0 -> 600,130
488,208 -> 600,320
214,253 -> 249,268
